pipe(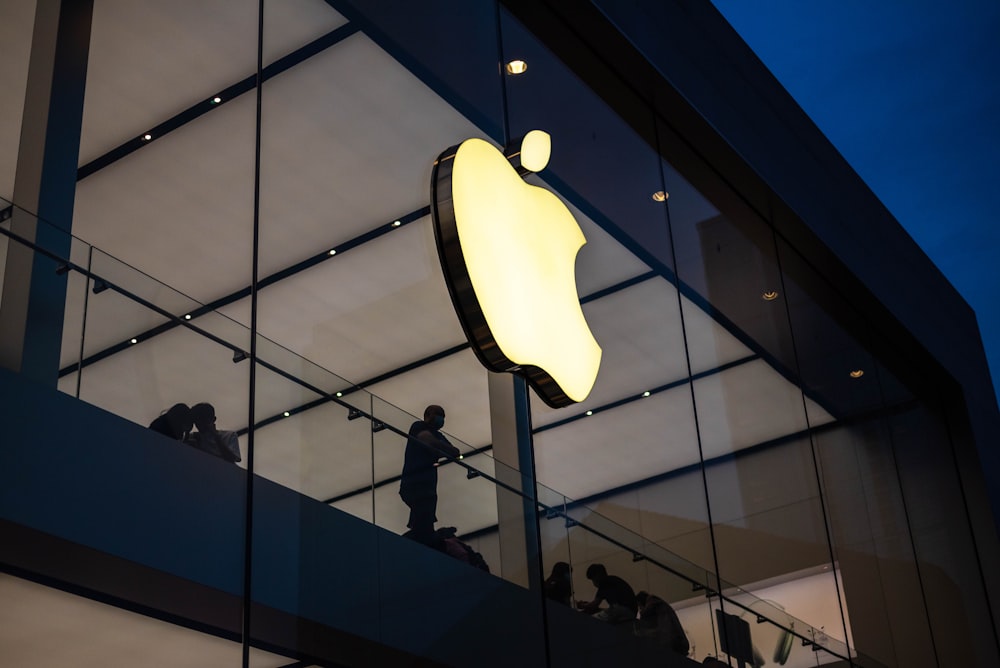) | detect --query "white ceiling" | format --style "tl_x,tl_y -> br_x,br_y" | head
3,0 -> 842,659
0,574 -> 302,668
